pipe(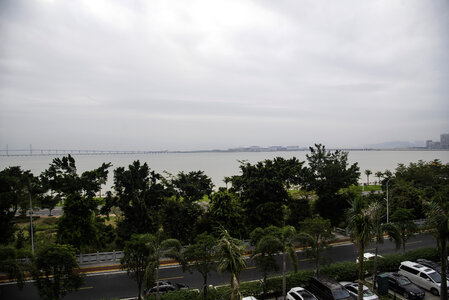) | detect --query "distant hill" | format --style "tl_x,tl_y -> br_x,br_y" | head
365,141 -> 425,149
